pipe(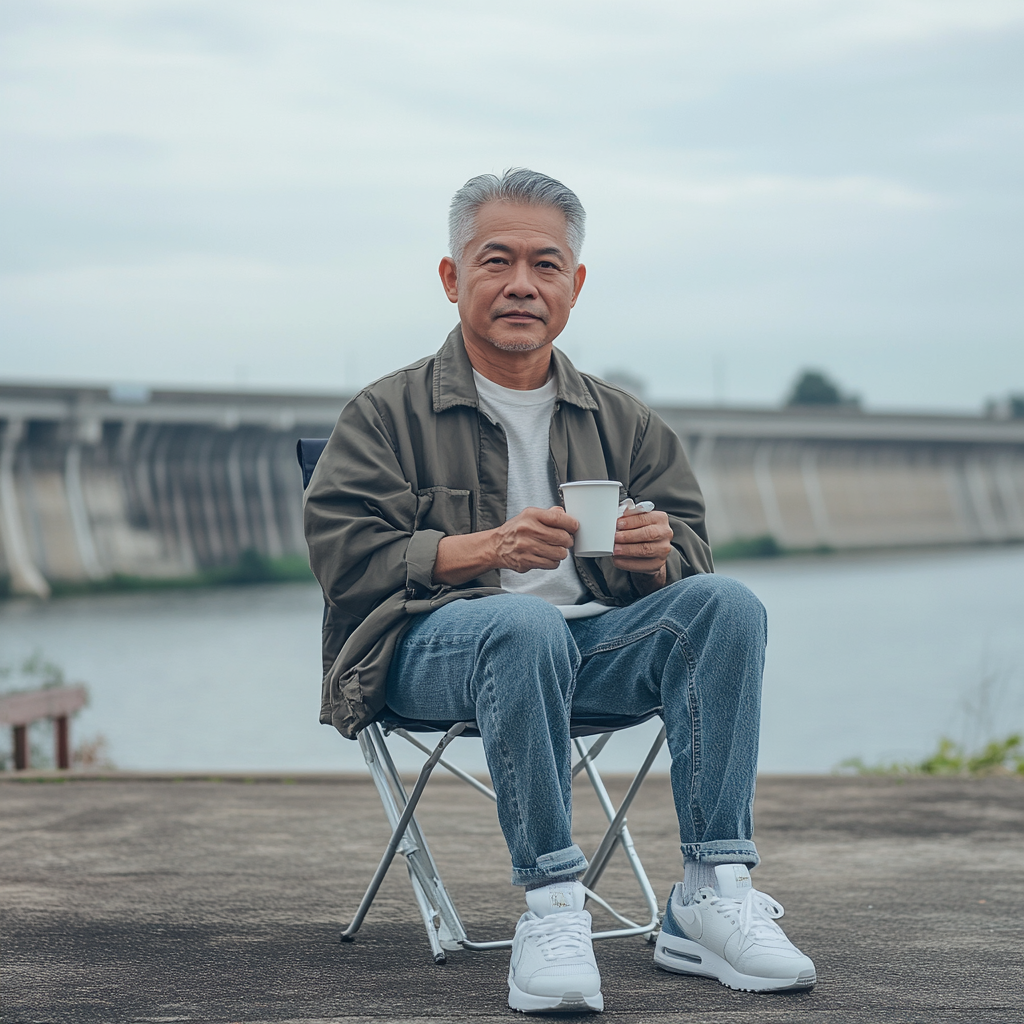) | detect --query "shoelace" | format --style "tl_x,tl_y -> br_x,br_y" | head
522,911 -> 592,961
706,888 -> 785,943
